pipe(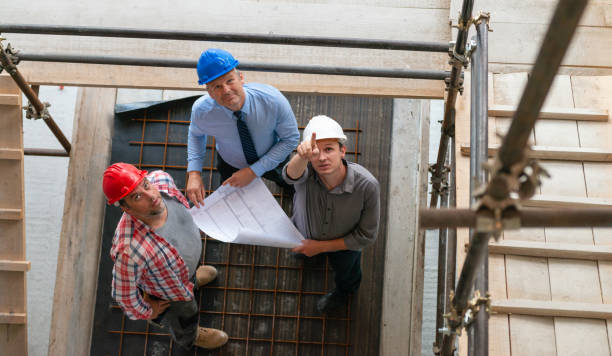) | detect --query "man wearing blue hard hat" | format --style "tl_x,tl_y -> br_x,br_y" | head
186,48 -> 300,207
